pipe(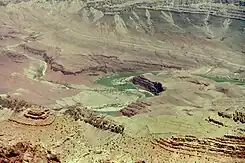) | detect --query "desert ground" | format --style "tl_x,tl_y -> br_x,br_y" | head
0,0 -> 245,162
